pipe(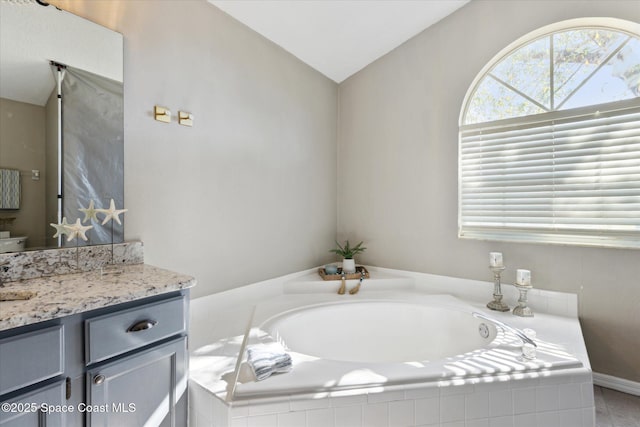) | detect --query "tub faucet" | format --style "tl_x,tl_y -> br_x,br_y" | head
472,312 -> 537,348
349,270 -> 366,295
337,271 -> 347,295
